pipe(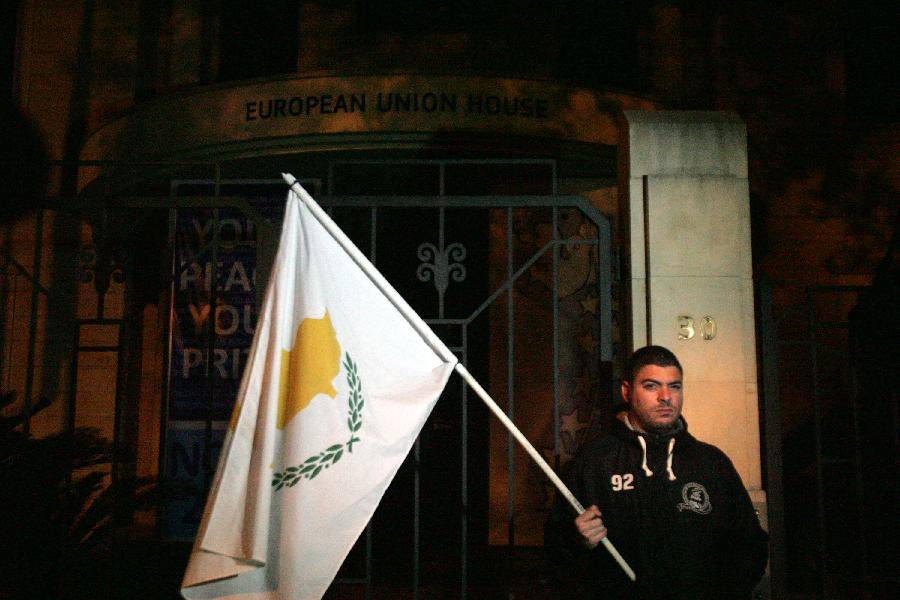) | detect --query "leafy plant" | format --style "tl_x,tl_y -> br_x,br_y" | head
0,390 -> 160,600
